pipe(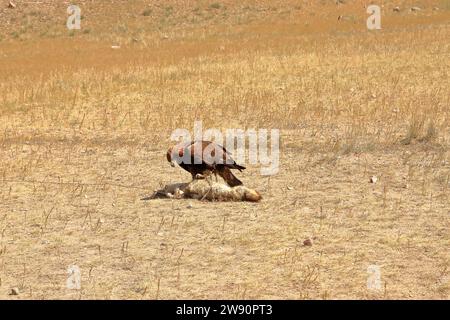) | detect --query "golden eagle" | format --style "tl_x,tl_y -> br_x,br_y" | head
167,141 -> 245,187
